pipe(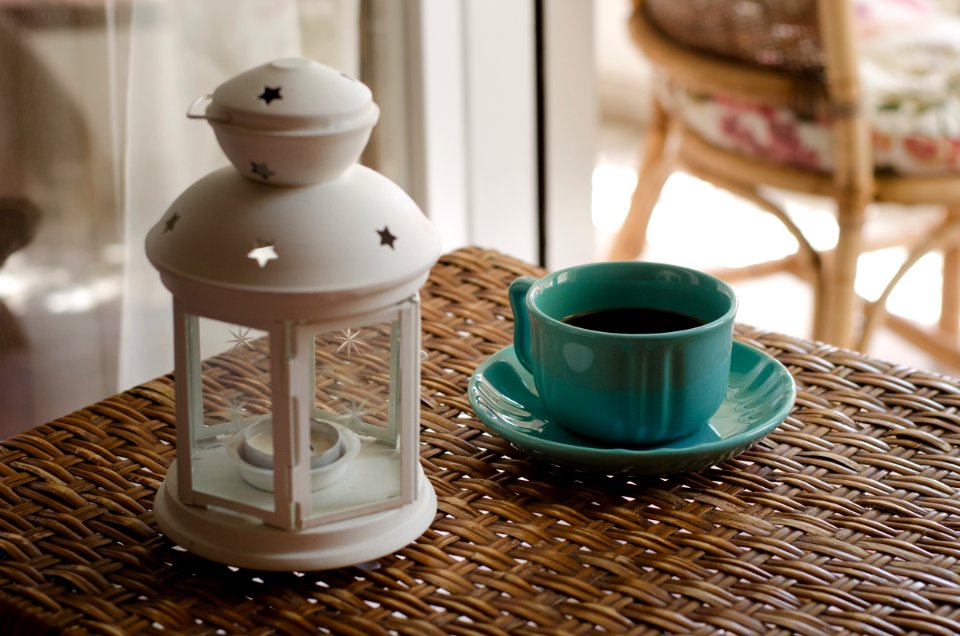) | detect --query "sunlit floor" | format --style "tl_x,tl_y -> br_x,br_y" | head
592,120 -> 952,377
